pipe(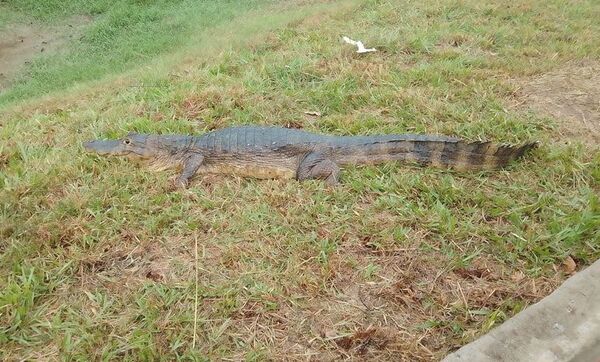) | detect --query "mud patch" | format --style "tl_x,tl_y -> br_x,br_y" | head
516,60 -> 600,146
0,16 -> 91,90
